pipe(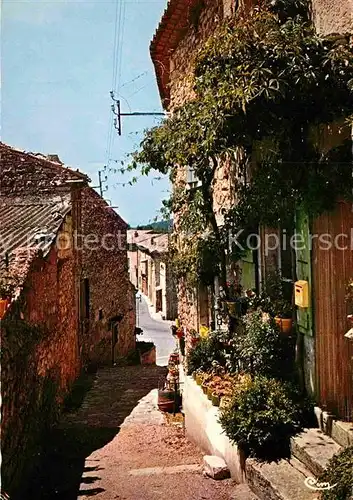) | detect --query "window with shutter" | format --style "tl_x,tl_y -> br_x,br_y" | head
186,165 -> 202,189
